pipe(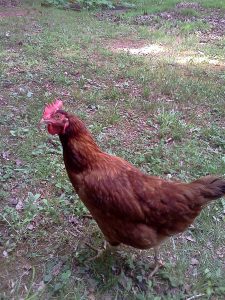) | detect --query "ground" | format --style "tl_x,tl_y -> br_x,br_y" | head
0,0 -> 225,299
